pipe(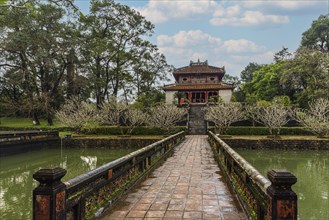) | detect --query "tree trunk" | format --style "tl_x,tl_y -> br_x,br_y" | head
66,49 -> 77,97
95,57 -> 104,109
47,113 -> 53,126
19,52 -> 40,125
32,110 -> 40,125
